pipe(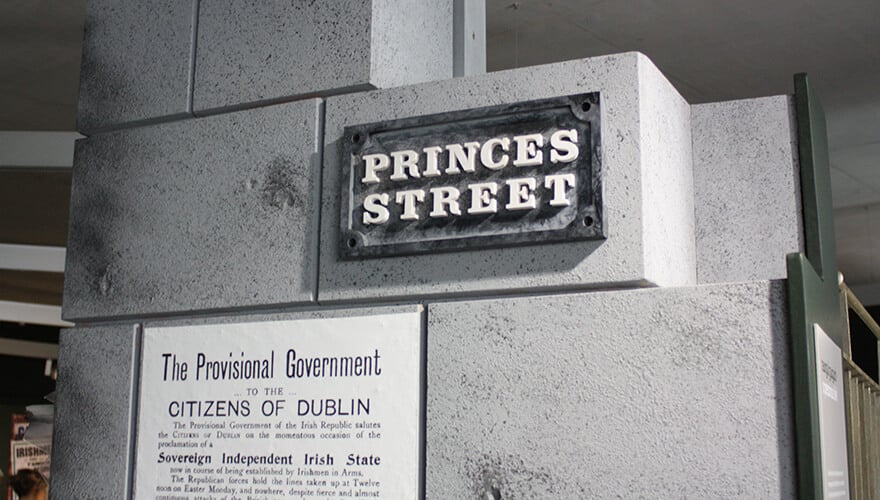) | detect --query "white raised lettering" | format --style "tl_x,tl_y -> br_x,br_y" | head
395,189 -> 425,220
362,193 -> 390,225
445,142 -> 481,174
429,187 -> 462,218
505,178 -> 537,210
467,182 -> 498,215
389,150 -> 421,181
544,173 -> 576,206
480,137 -> 510,170
512,133 -> 544,166
362,153 -> 390,184
422,146 -> 443,177
550,129 -> 579,163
